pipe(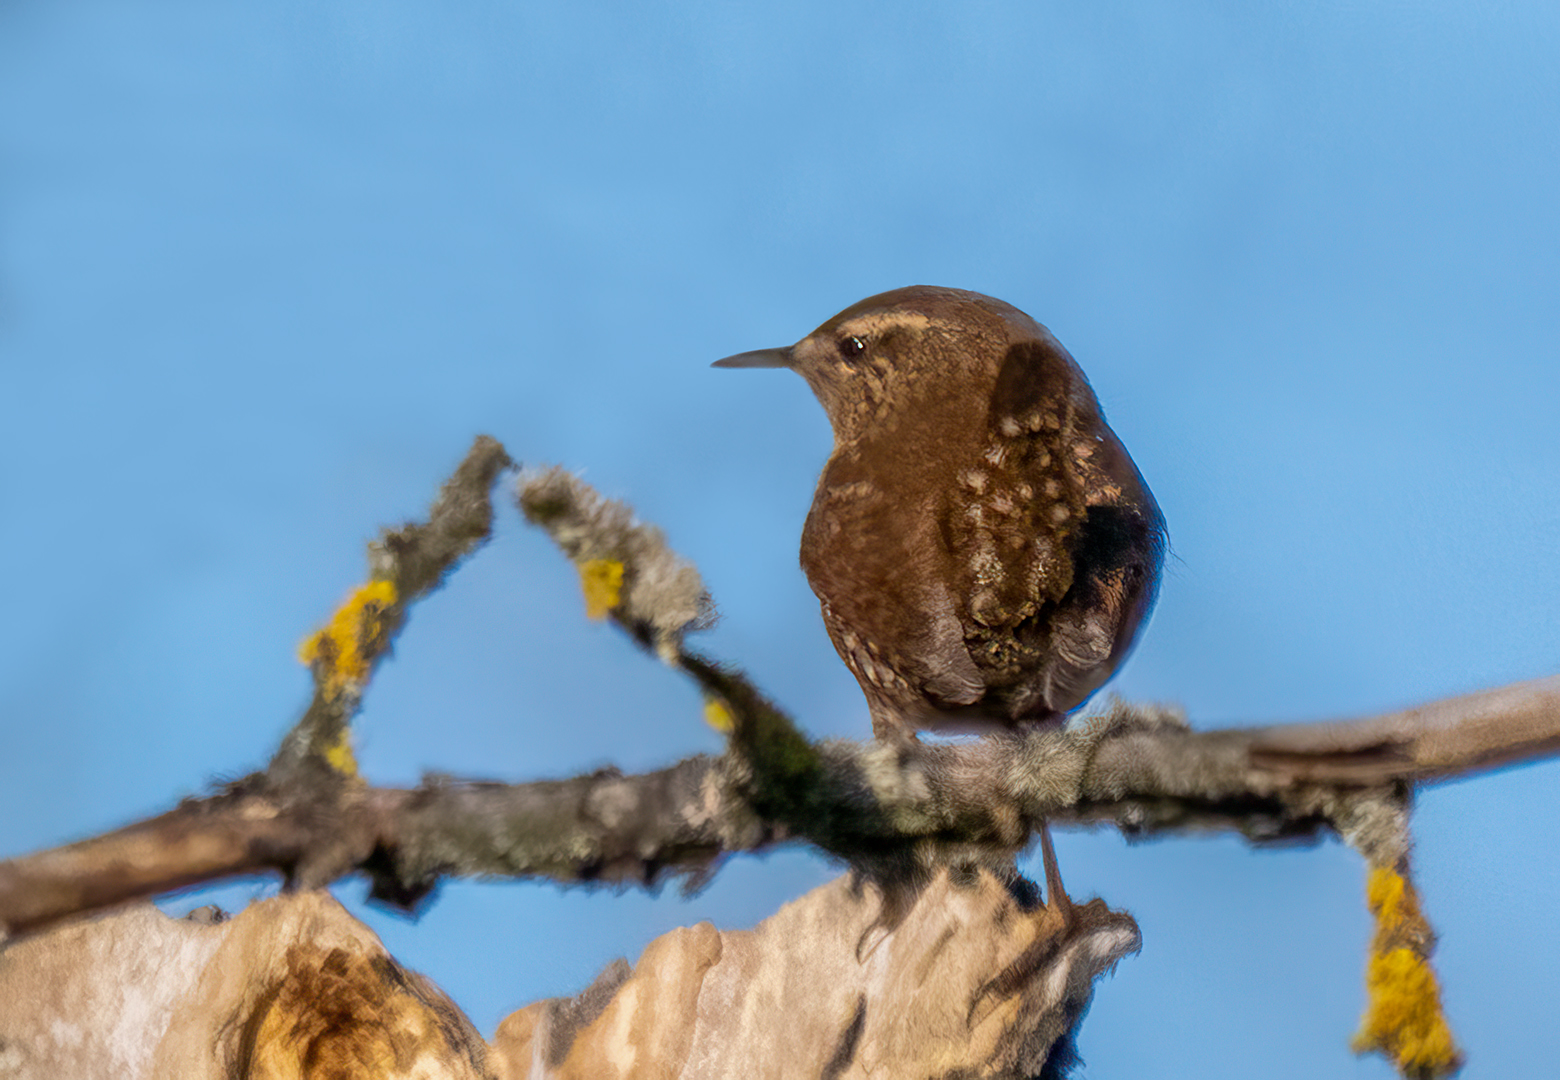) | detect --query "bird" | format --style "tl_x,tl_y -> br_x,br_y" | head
715,286 -> 1165,740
